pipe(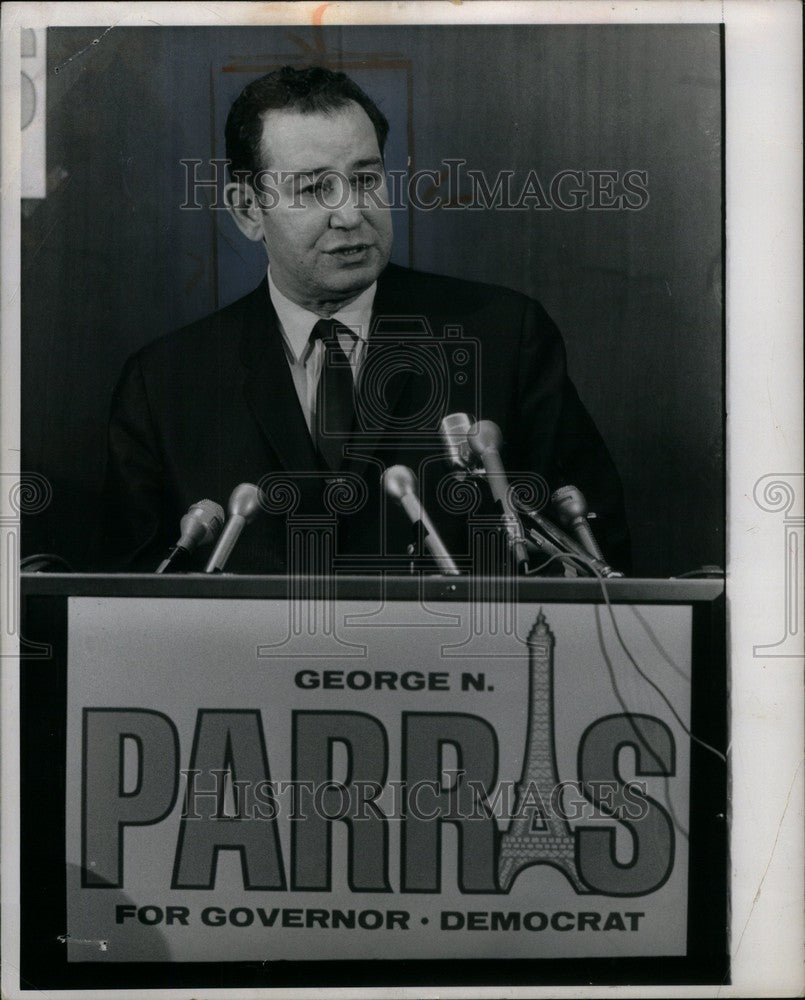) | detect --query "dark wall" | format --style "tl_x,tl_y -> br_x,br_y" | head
21,24 -> 723,576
